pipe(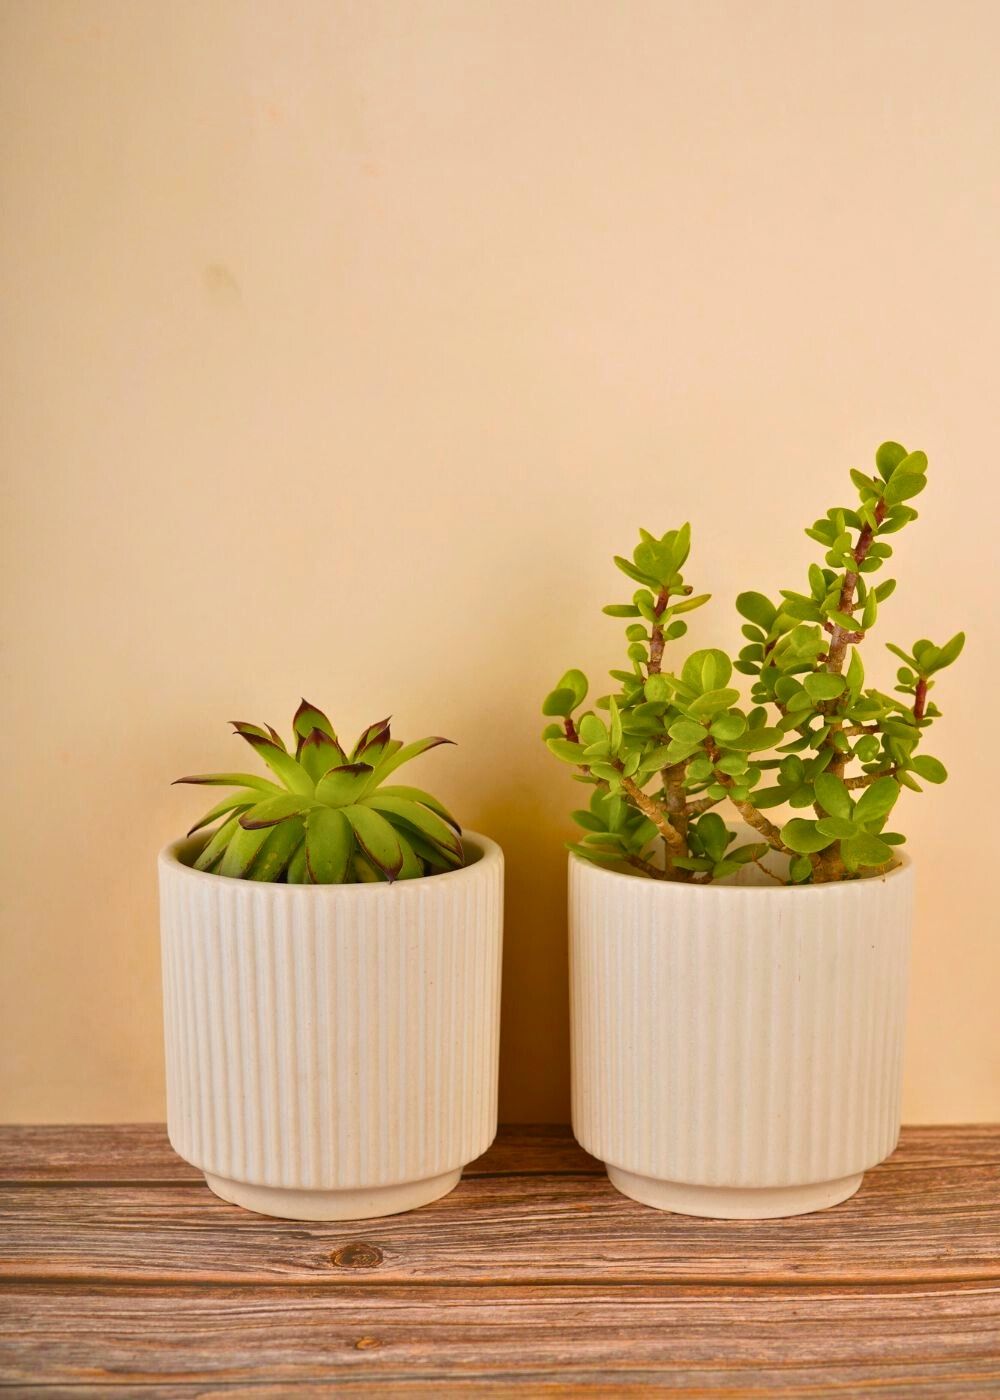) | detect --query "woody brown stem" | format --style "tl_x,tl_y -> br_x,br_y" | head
626,854 -> 668,880
824,500 -> 886,679
647,588 -> 670,675
620,774 -> 685,850
686,793 -> 723,817
843,767 -> 896,790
